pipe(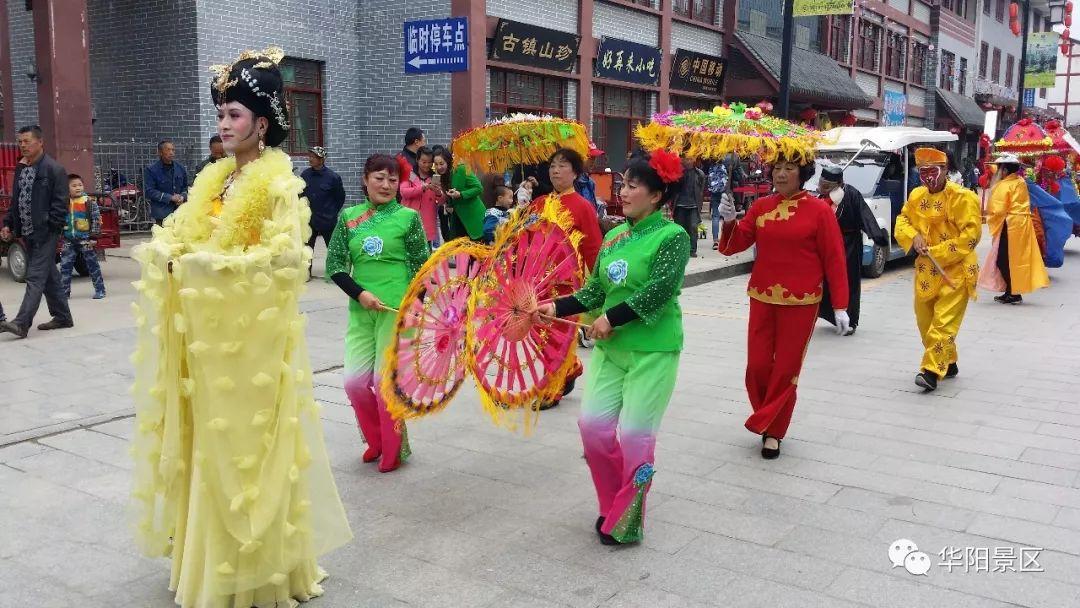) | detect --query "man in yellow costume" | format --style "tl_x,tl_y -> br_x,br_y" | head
895,148 -> 982,392
978,153 -> 1050,304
